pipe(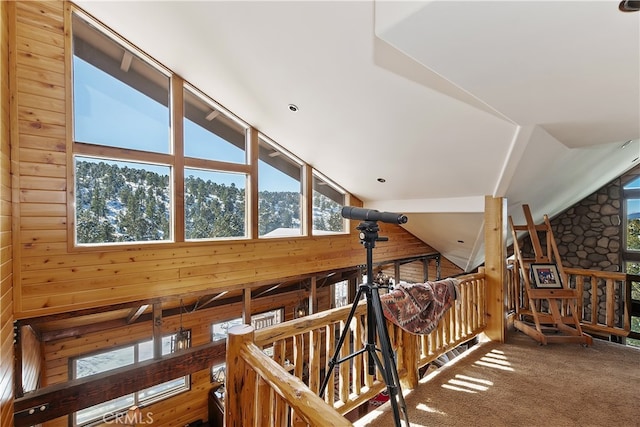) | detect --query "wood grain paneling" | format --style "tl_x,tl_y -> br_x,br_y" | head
1,1 -> 14,426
